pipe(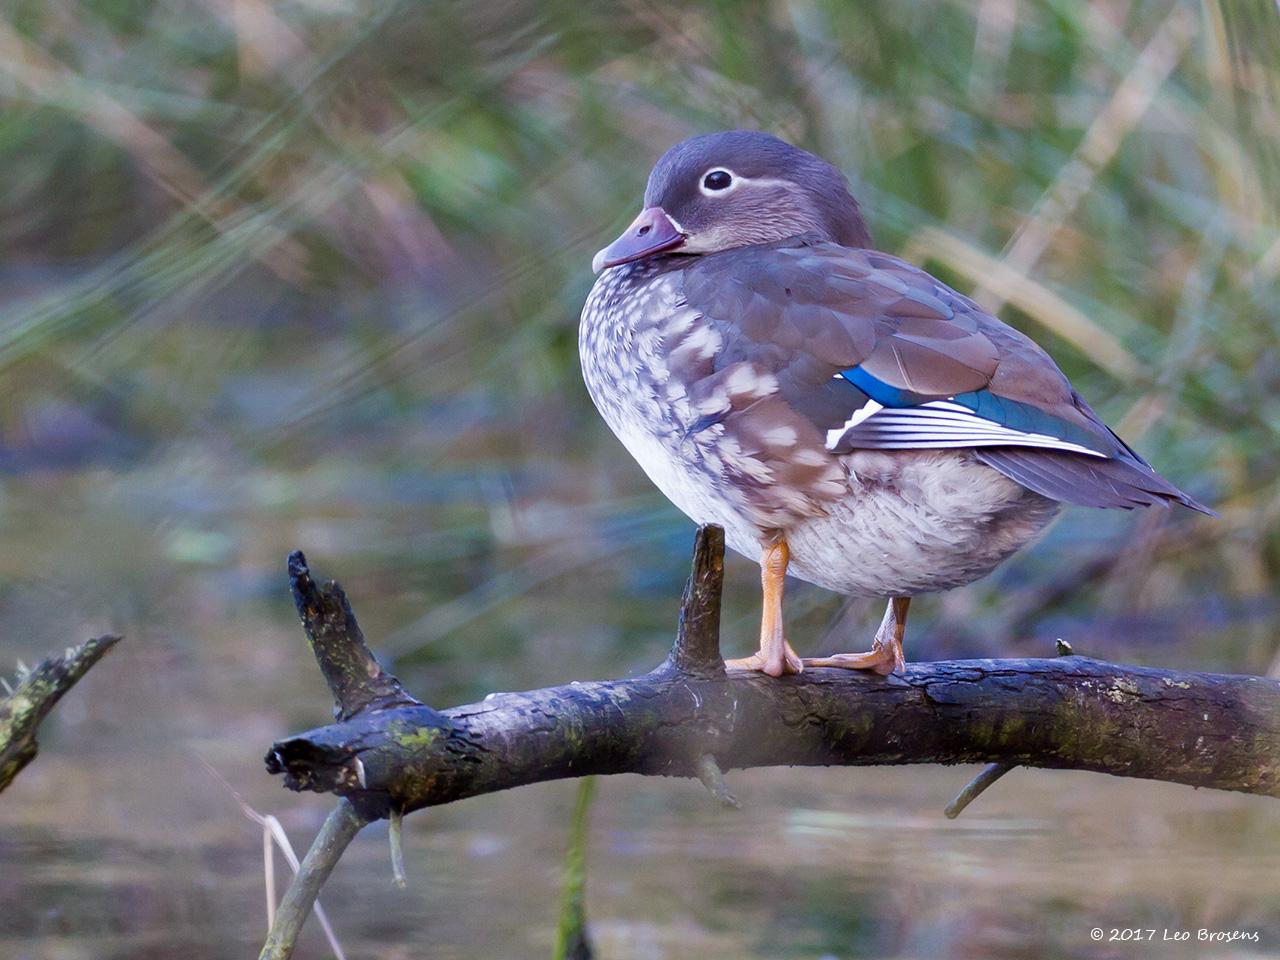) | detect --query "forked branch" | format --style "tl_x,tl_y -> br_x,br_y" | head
259,526 -> 1280,957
